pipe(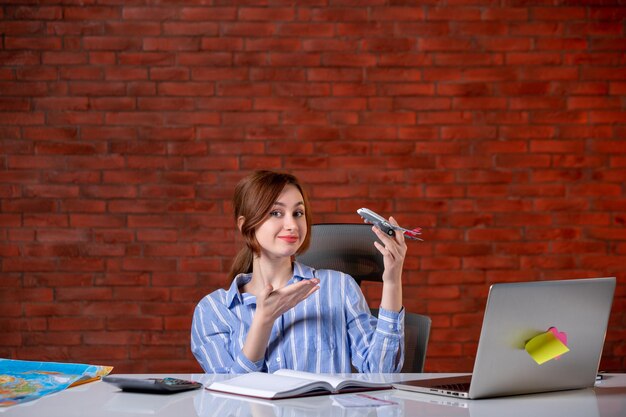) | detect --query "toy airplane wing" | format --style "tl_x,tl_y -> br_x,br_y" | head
357,208 -> 423,241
